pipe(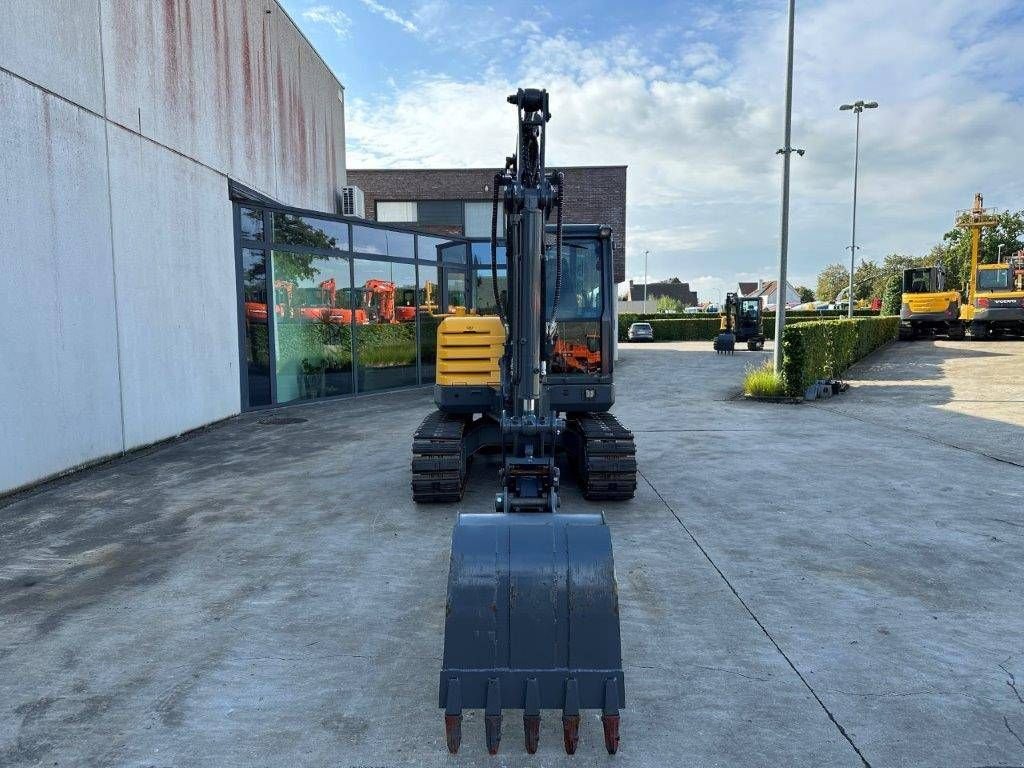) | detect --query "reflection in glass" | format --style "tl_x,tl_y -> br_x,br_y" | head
386,229 -> 415,259
471,241 -> 507,265
351,225 -> 388,255
271,250 -> 353,402
240,207 -> 264,241
544,239 -> 603,320
473,269 -> 507,315
353,260 -> 418,391
273,213 -> 349,251
551,321 -> 602,375
447,271 -> 467,312
439,242 -> 469,266
241,248 -> 270,406
417,235 -> 447,262
420,264 -> 442,383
